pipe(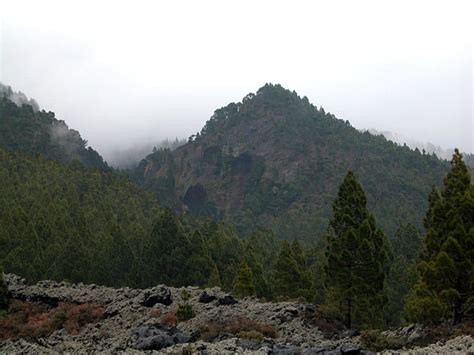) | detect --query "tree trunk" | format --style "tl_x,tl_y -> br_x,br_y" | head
452,300 -> 462,325
346,298 -> 352,329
